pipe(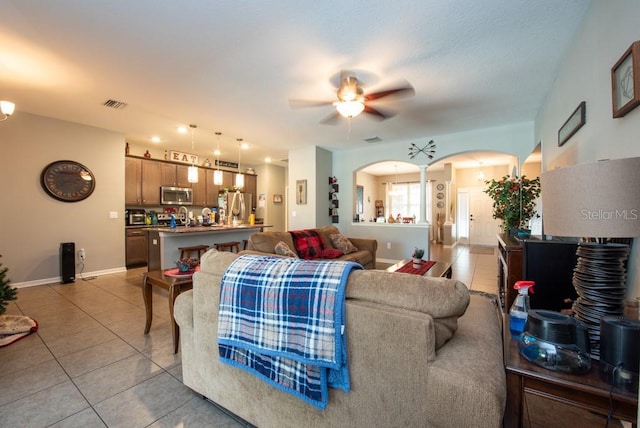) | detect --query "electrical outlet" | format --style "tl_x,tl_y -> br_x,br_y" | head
79,248 -> 86,261
386,242 -> 391,249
